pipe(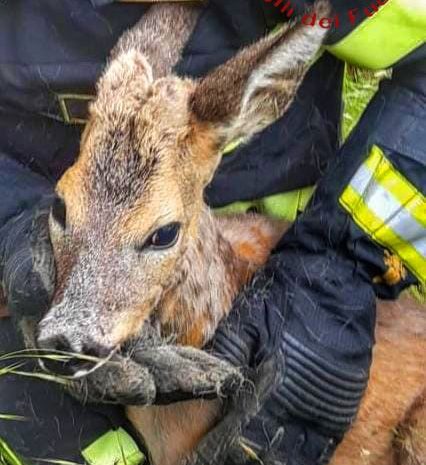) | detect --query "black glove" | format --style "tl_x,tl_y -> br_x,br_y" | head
0,152 -> 58,324
0,200 -> 55,323
186,242 -> 376,465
